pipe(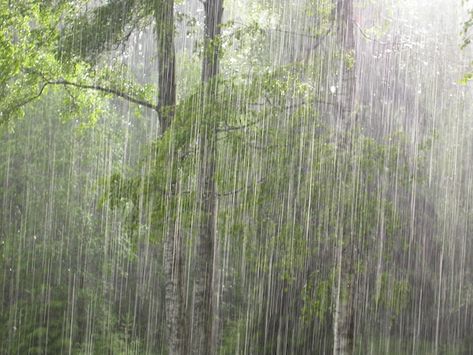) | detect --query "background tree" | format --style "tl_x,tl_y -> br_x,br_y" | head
2,0 -> 473,354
